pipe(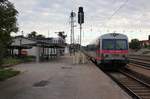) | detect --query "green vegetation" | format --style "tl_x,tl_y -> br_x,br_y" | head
129,39 -> 141,50
144,45 -> 150,49
2,57 -> 22,66
57,31 -> 67,40
21,56 -> 35,62
27,31 -> 45,39
0,68 -> 20,81
0,0 -> 18,66
2,56 -> 35,66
